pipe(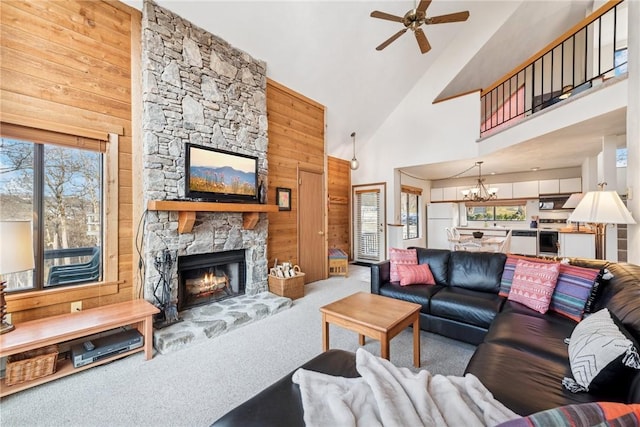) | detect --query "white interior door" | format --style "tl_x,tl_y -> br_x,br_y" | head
353,184 -> 386,263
